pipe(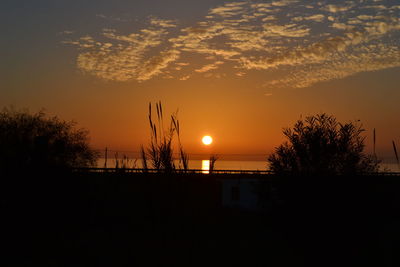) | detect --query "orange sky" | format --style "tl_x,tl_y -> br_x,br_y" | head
1,0 -> 400,161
